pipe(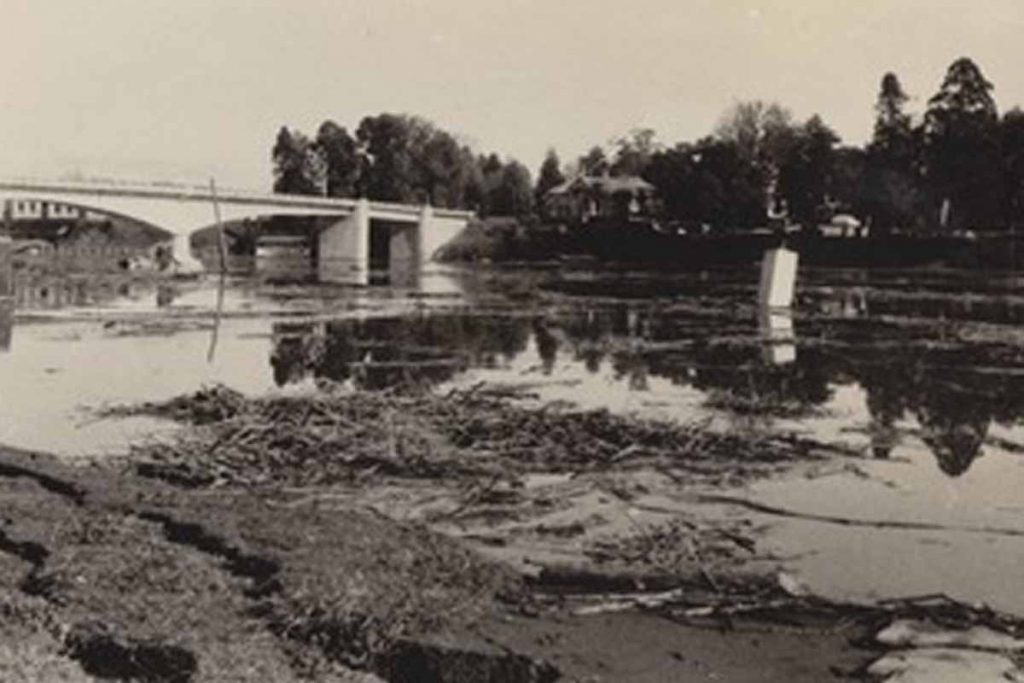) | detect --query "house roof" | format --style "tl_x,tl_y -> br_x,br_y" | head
547,174 -> 654,196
